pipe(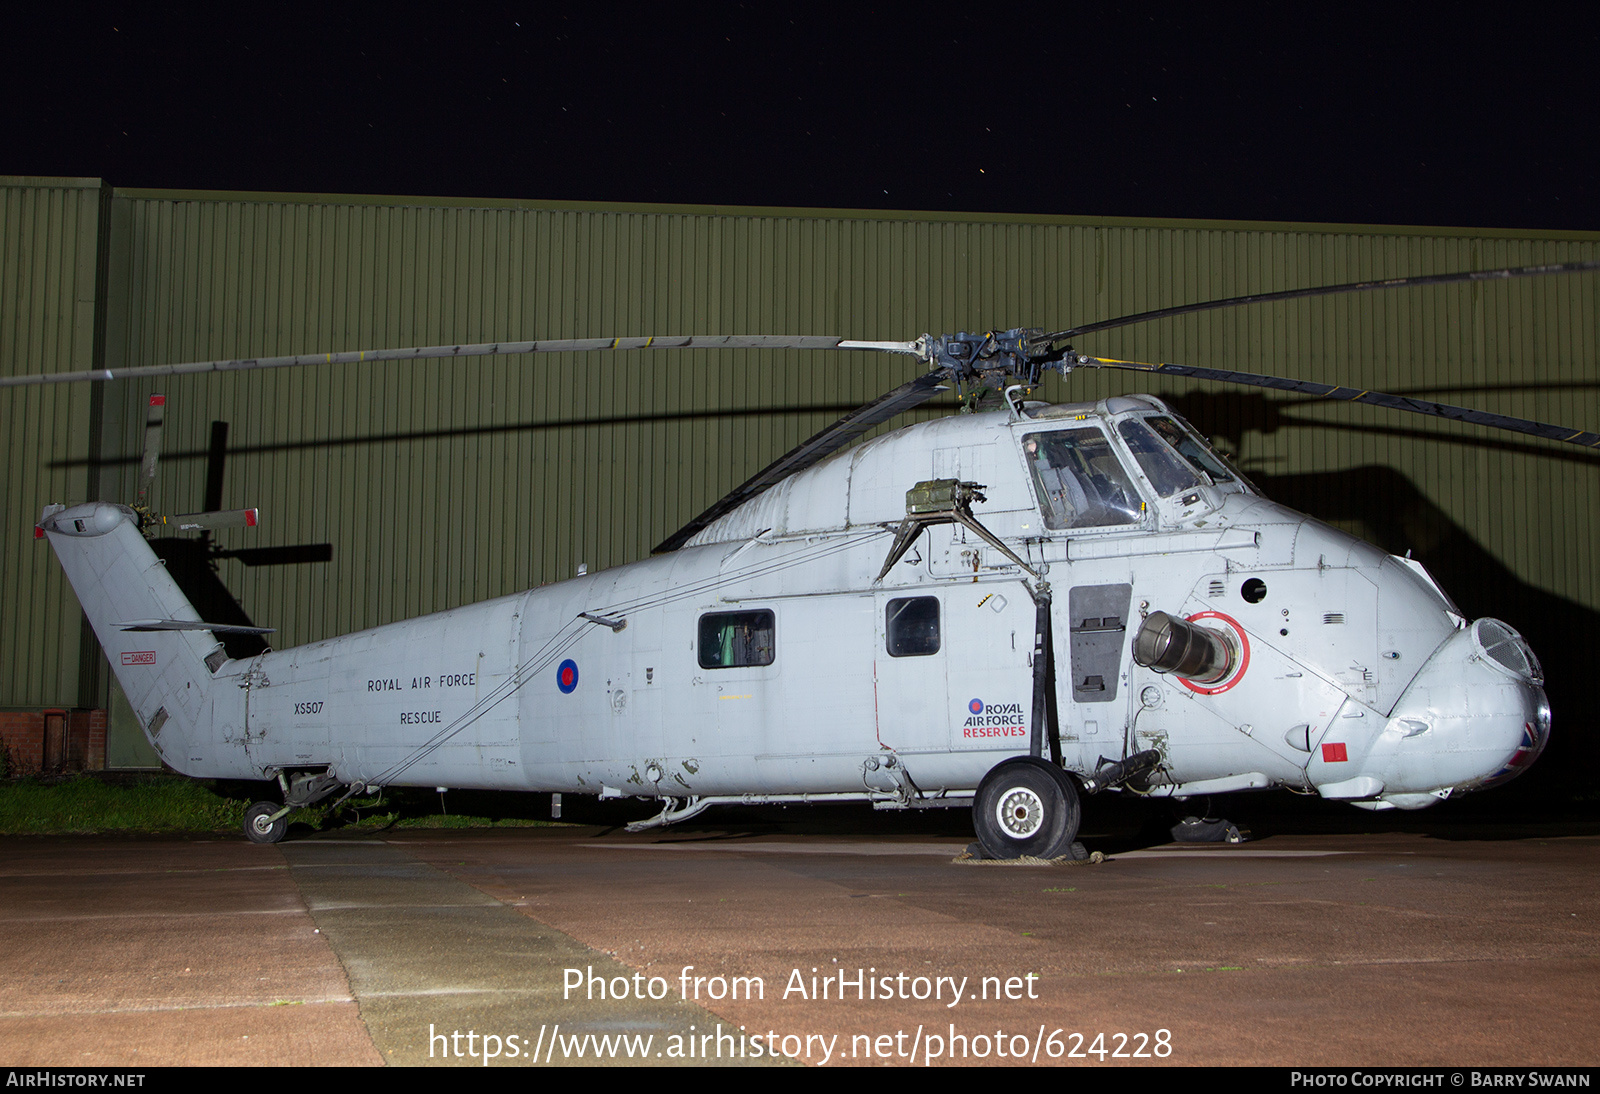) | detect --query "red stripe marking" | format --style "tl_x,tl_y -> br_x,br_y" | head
1179,610 -> 1251,696
149,394 -> 166,406
245,508 -> 258,527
